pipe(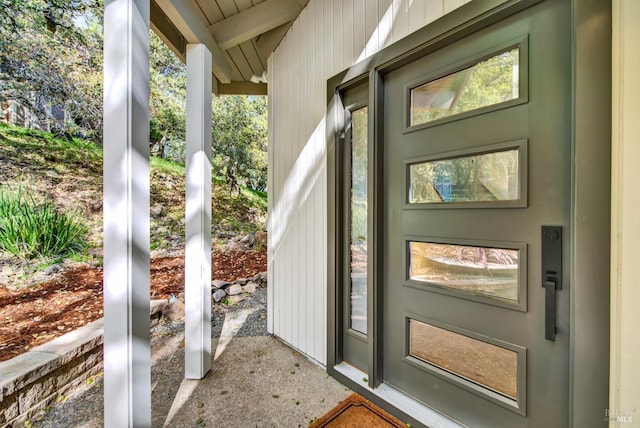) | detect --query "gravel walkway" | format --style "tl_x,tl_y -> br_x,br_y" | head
30,288 -> 350,427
